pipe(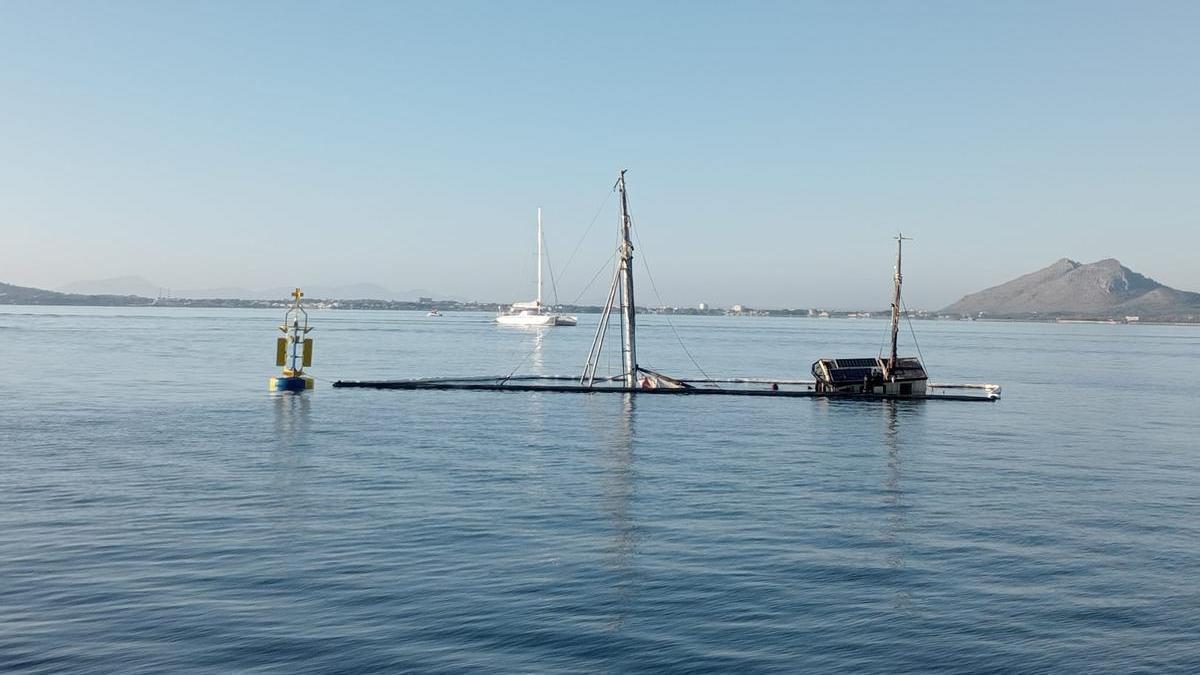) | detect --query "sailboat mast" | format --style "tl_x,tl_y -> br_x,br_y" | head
888,233 -> 908,377
617,170 -> 638,388
536,207 -> 543,306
